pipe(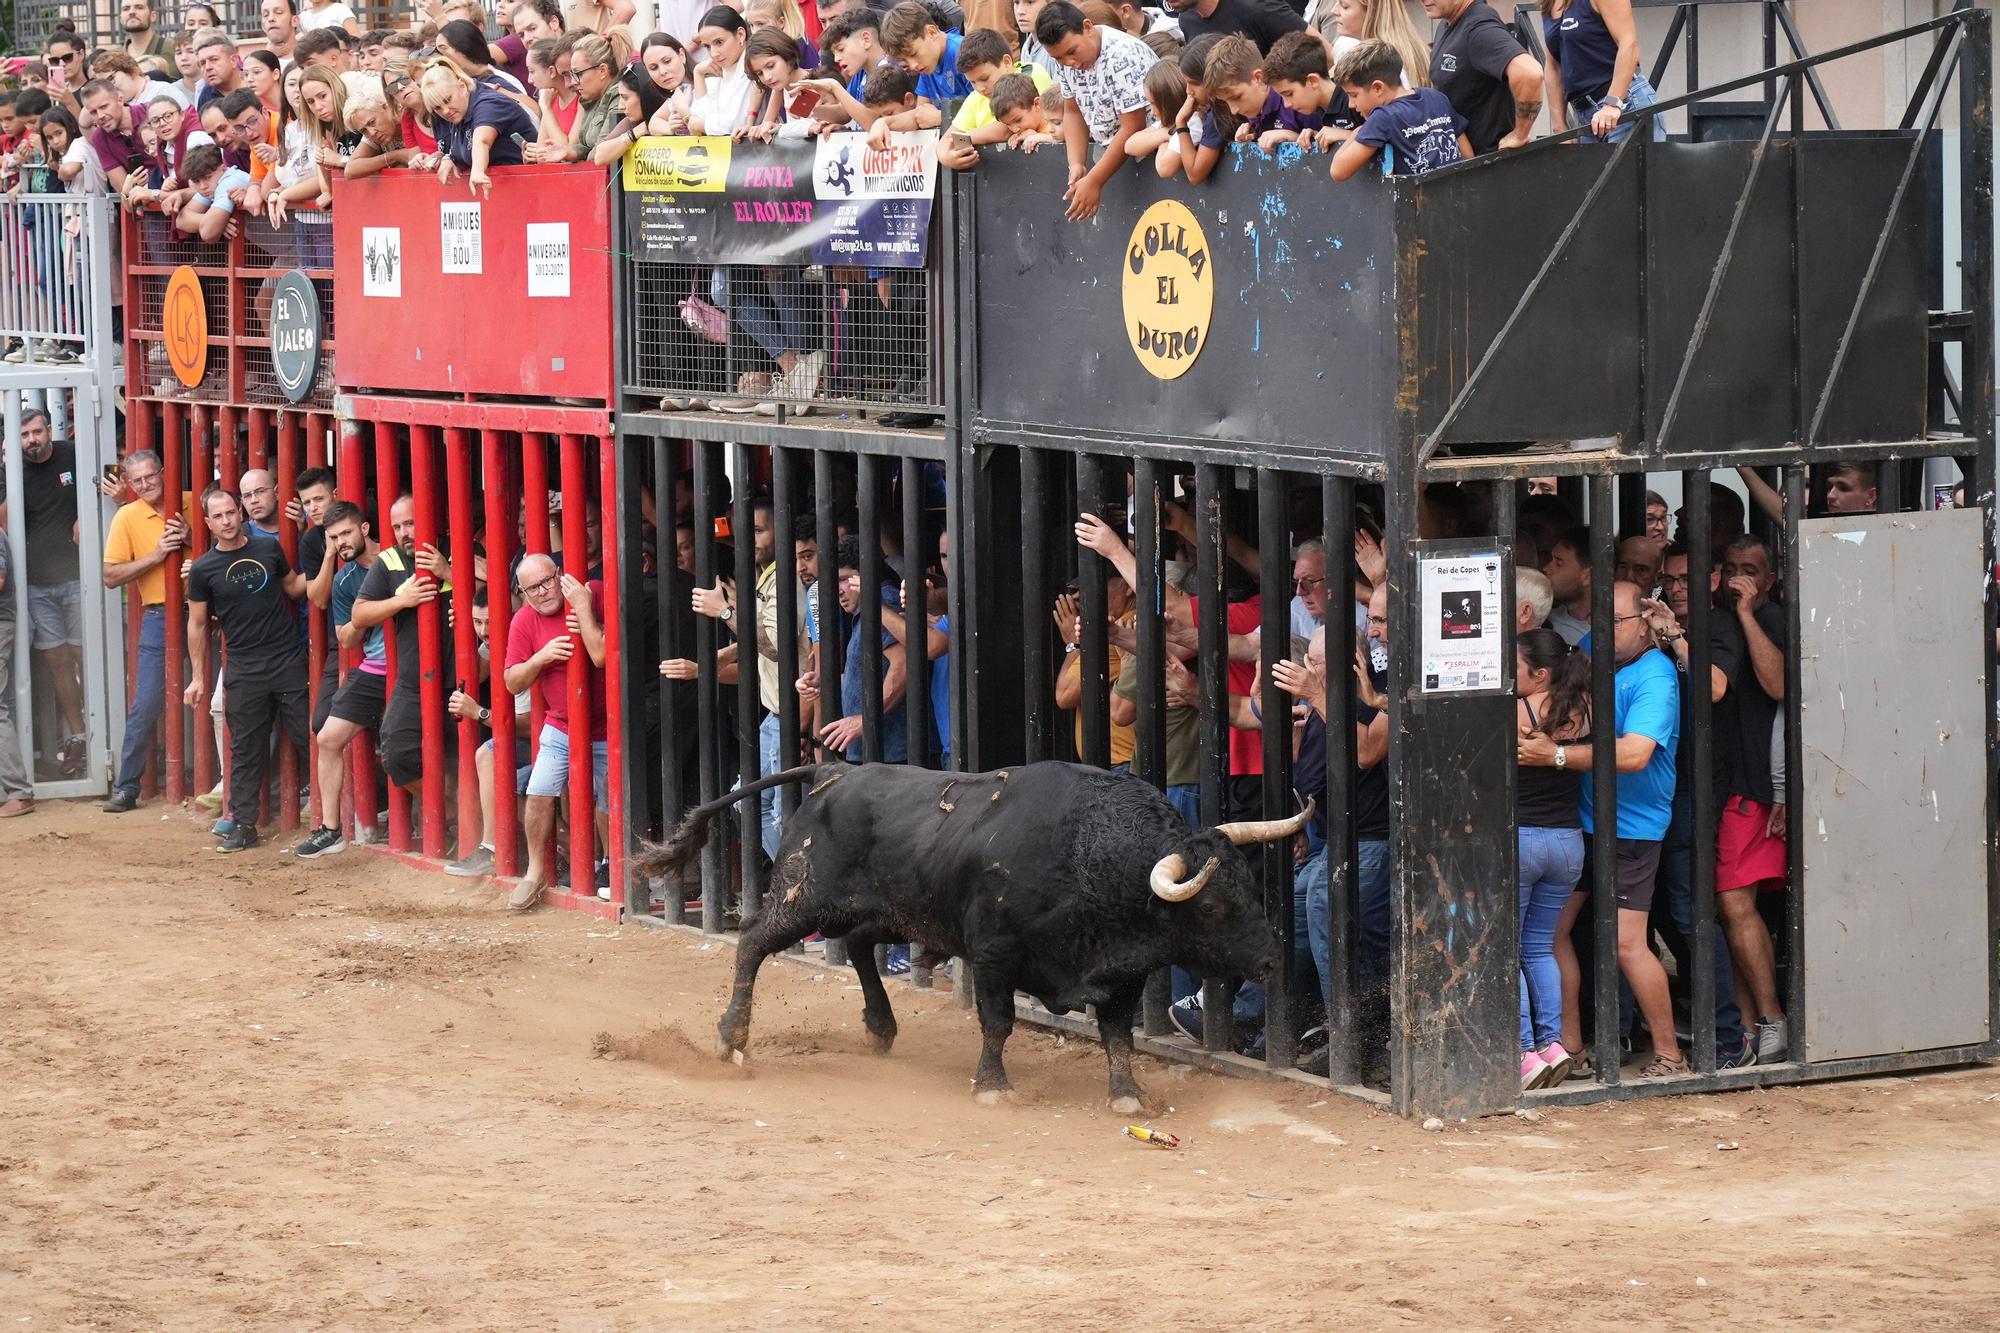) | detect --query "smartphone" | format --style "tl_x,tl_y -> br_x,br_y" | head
102,463 -> 121,488
786,87 -> 821,121
713,515 -> 732,540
